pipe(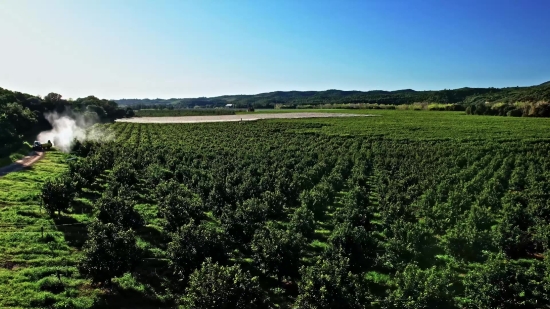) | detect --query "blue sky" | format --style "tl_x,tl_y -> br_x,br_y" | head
0,0 -> 549,99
